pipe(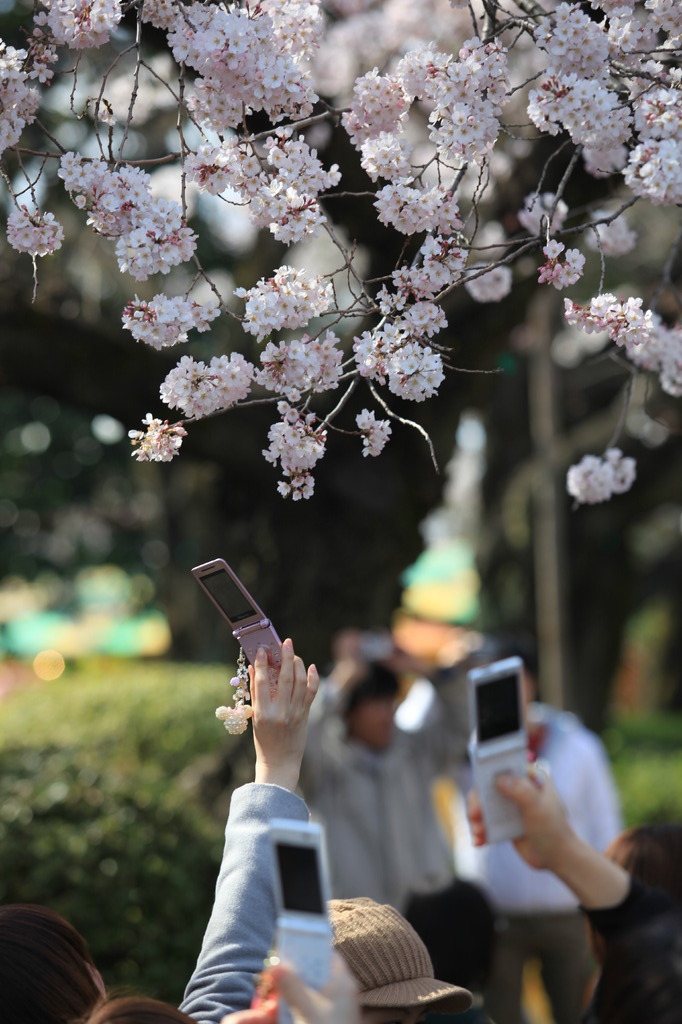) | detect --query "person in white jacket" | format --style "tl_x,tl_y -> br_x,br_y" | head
453,636 -> 623,1024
